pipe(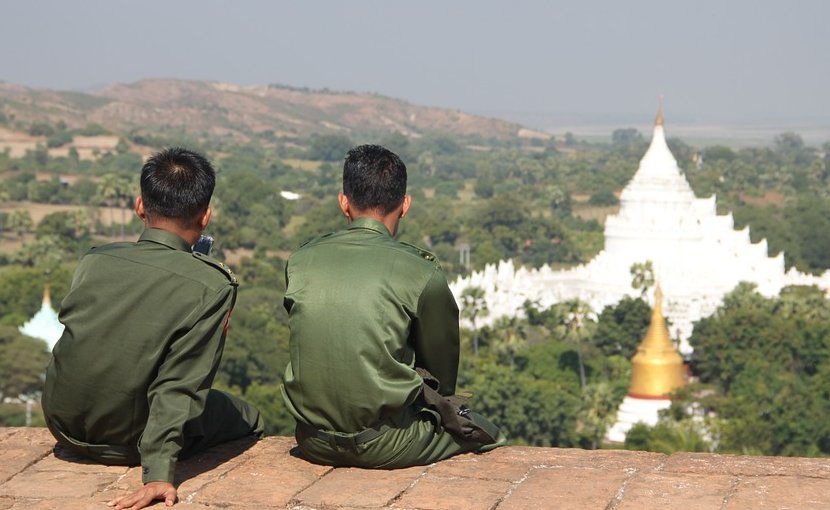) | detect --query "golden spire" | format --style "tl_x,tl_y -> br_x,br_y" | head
654,95 -> 664,126
628,283 -> 685,398
43,286 -> 52,307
